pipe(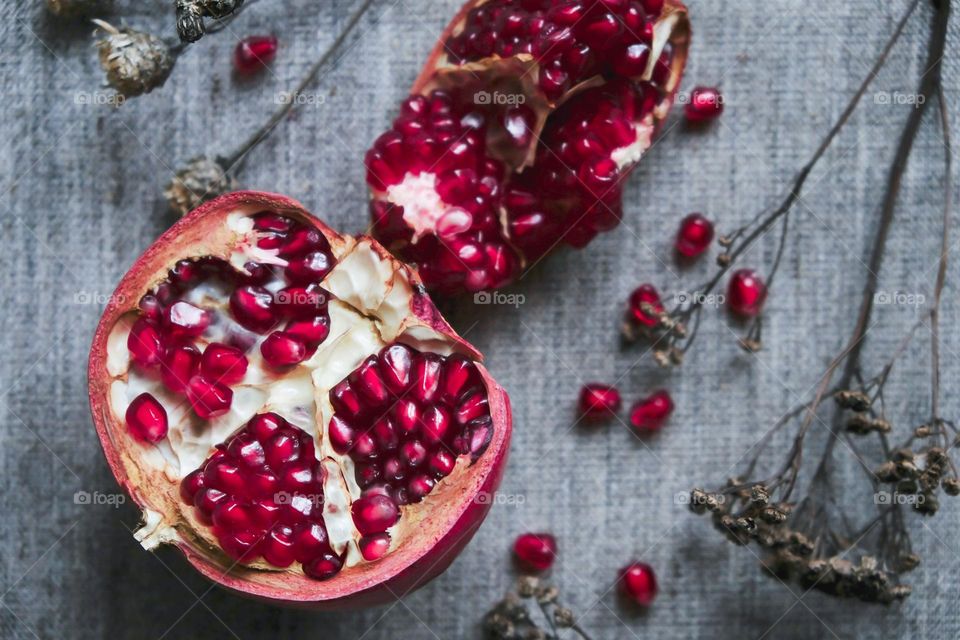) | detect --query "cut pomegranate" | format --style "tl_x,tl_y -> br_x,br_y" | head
685,86 -> 723,123
514,533 -> 557,571
675,213 -> 714,258
366,0 -> 690,293
88,191 -> 511,608
234,35 -> 278,74
620,561 -> 658,606
578,383 -> 622,421
727,269 -> 767,317
629,390 -> 673,432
